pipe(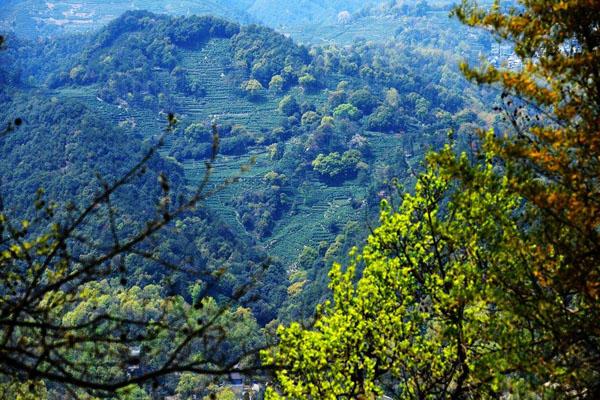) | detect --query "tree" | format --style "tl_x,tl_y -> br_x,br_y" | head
349,88 -> 378,114
266,0 -> 600,397
278,95 -> 300,116
311,150 -> 361,180
298,74 -> 318,92
176,372 -> 210,400
0,117 -> 267,397
300,111 -> 320,126
241,79 -> 265,100
366,105 -> 397,132
385,87 -> 400,108
265,150 -> 532,399
332,103 -> 361,121
450,0 -> 600,394
204,386 -> 236,400
268,75 -> 284,92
